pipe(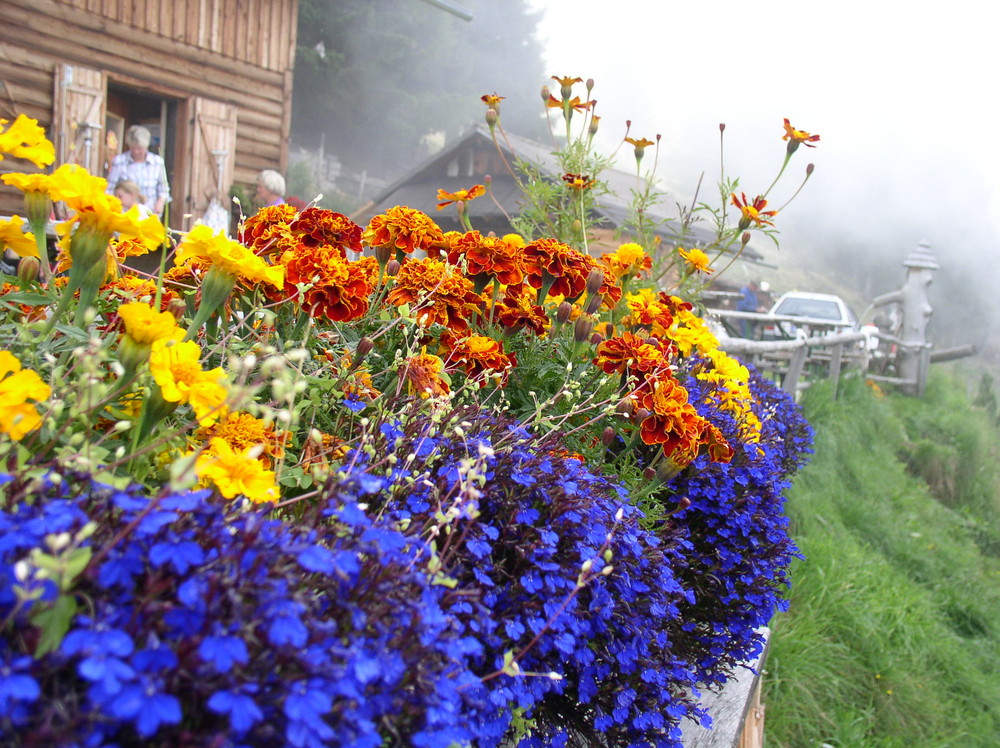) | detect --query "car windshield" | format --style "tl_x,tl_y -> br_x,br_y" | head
774,298 -> 842,321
